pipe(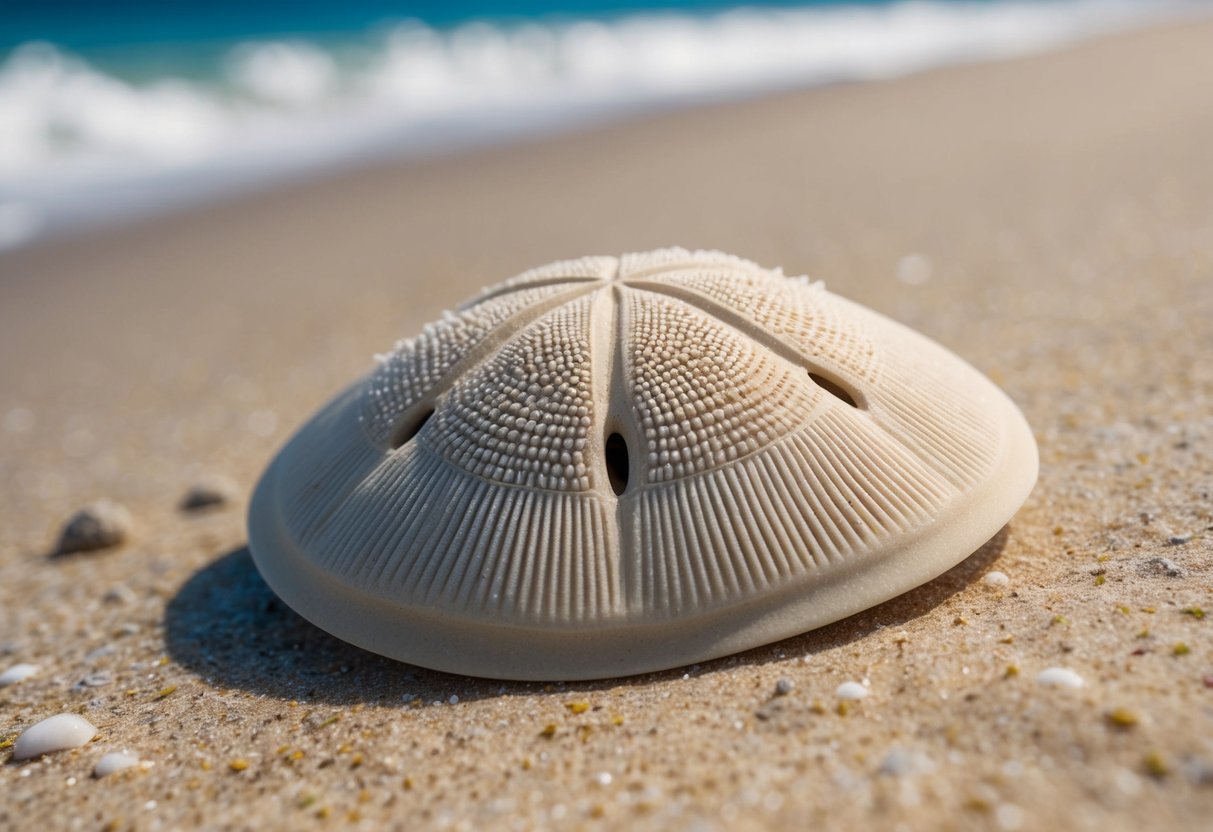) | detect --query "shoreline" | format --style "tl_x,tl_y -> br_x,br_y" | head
4,0 -> 1211,253
2,17 -> 1212,831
